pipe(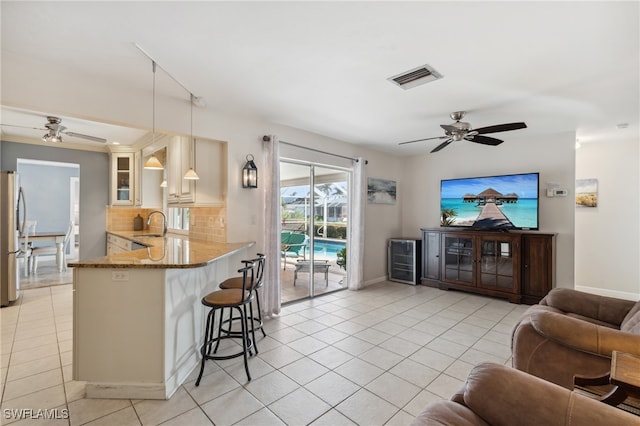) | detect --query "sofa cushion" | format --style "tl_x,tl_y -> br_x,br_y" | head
620,302 -> 640,333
